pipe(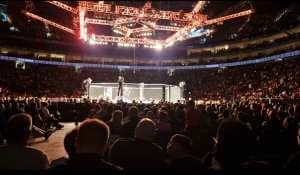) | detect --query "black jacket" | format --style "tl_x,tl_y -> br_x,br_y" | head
53,153 -> 123,171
